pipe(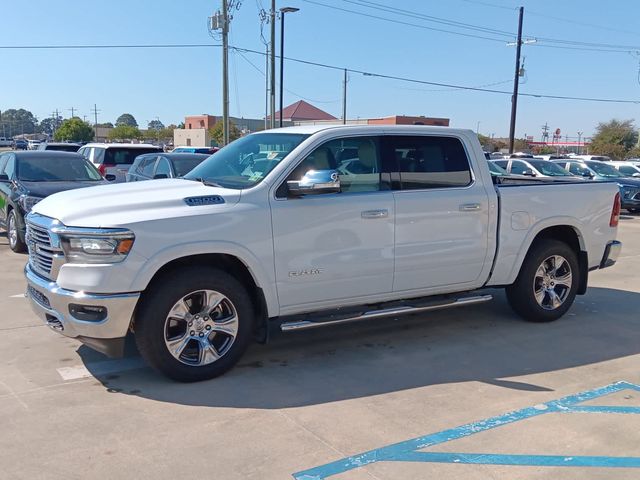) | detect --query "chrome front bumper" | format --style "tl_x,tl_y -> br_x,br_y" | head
25,264 -> 140,353
600,240 -> 622,269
